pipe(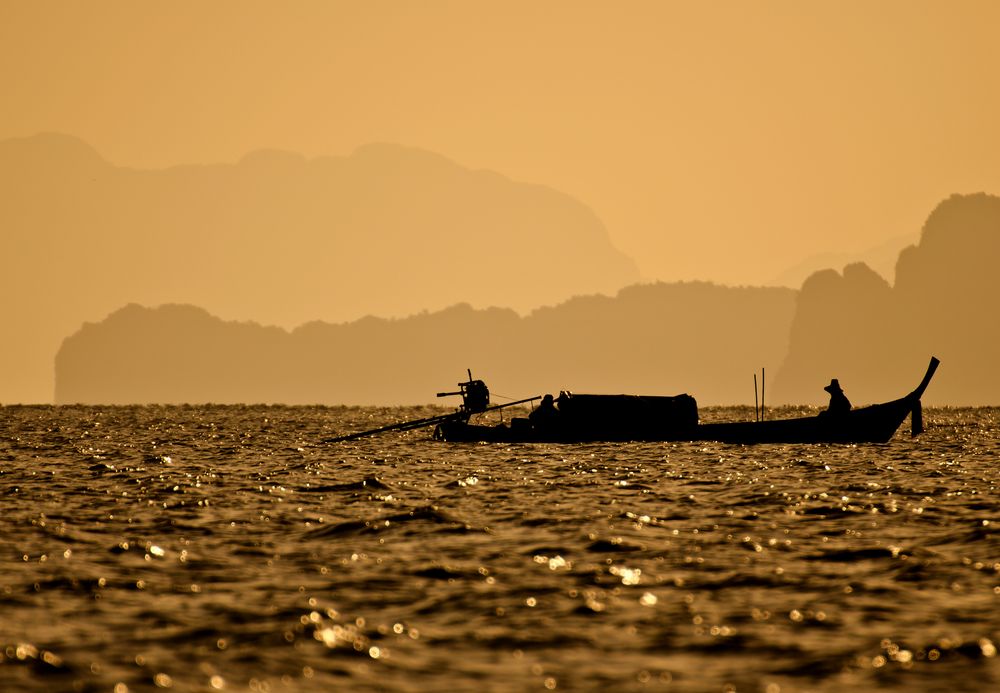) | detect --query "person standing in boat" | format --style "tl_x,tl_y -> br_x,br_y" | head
529,394 -> 559,429
823,379 -> 852,415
